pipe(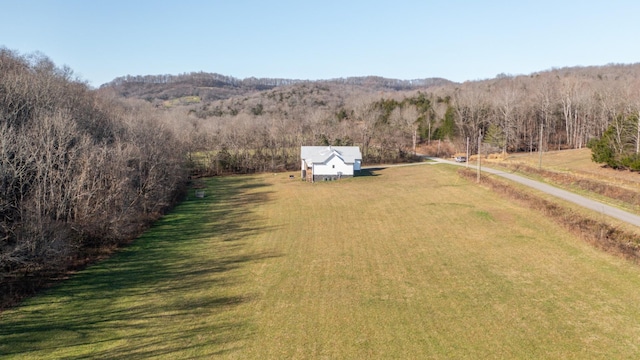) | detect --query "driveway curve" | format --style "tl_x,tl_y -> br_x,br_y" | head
427,157 -> 640,228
